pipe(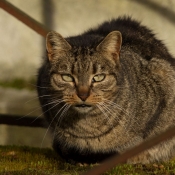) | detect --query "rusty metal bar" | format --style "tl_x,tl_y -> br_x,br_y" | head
0,114 -> 47,128
0,0 -> 50,37
82,126 -> 175,175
